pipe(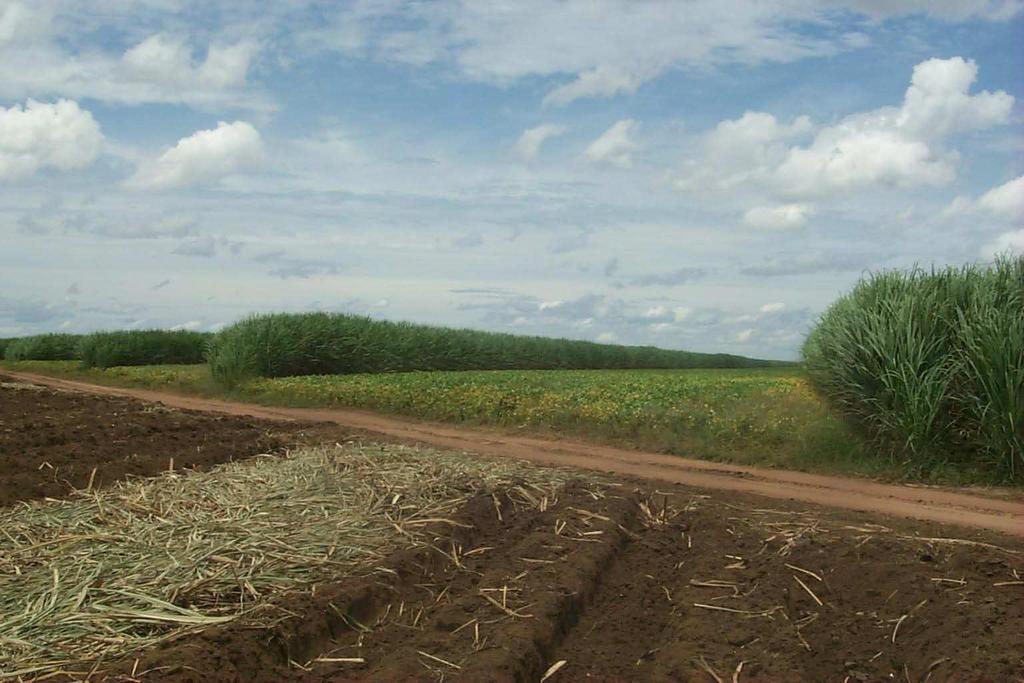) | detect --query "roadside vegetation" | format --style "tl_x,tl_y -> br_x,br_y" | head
78,330 -> 211,368
3,333 -> 82,361
804,256 -> 1024,482
206,312 -> 785,387
247,367 -> 878,474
